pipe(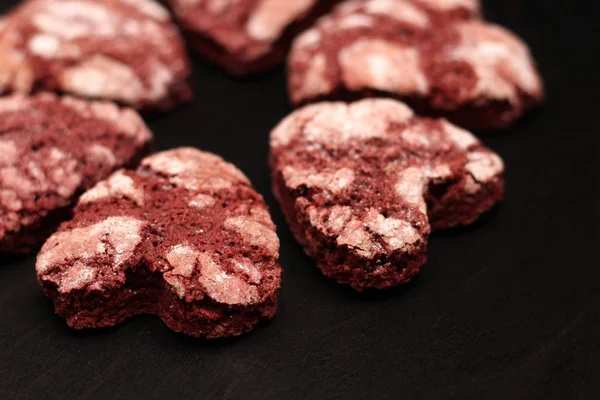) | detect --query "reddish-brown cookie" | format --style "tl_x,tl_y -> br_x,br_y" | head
36,148 -> 281,338
0,0 -> 192,111
0,94 -> 152,256
166,0 -> 340,75
270,99 -> 504,291
288,0 -> 543,130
